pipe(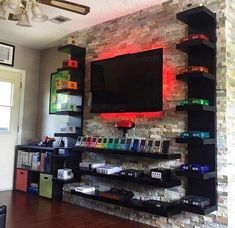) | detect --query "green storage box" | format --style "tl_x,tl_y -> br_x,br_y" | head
39,174 -> 53,198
